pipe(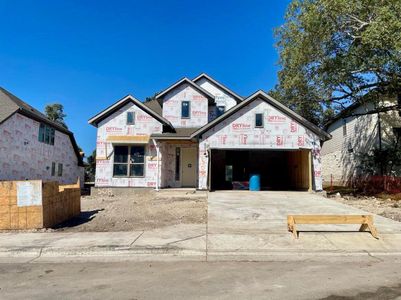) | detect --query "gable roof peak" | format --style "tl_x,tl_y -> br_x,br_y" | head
155,77 -> 215,101
192,73 -> 243,103
88,94 -> 173,128
191,89 -> 331,141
